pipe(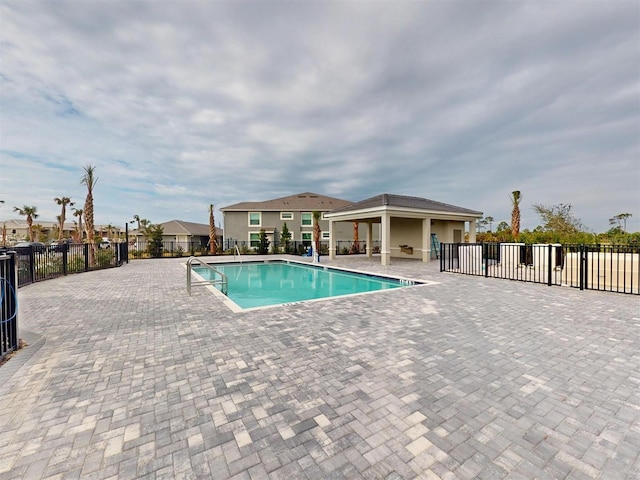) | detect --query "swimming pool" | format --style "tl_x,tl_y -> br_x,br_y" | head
192,260 -> 421,310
